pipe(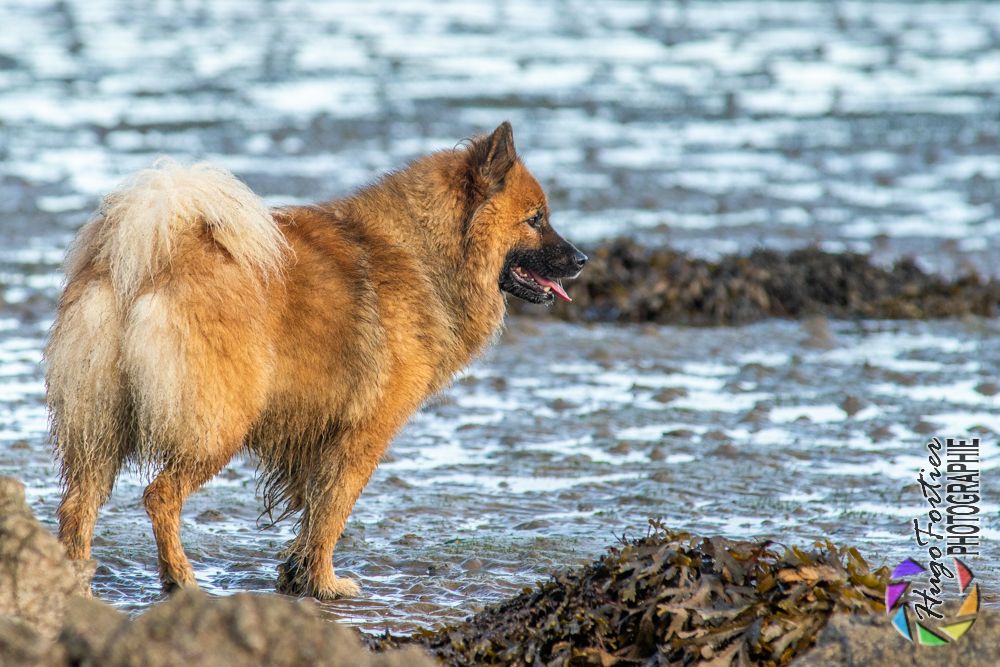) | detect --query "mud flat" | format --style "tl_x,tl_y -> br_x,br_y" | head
4,475 -> 995,667
5,310 -> 1000,632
